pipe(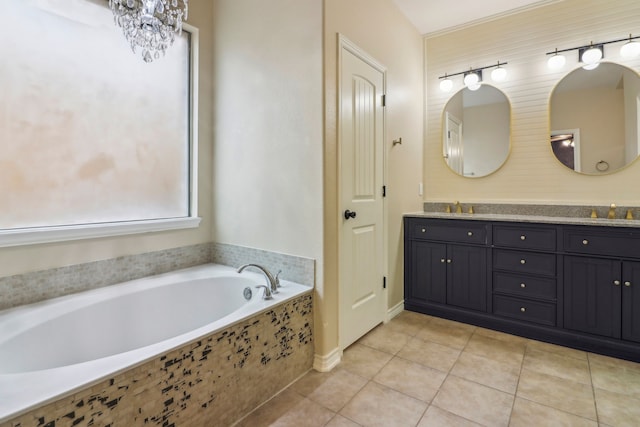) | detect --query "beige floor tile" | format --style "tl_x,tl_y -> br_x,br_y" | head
523,348 -> 591,385
373,356 -> 447,402
357,323 -> 412,355
589,355 -> 640,400
291,367 -> 367,412
414,316 -> 475,350
450,351 -> 521,394
416,405 -> 481,427
235,388 -> 305,426
526,339 -> 588,361
396,337 -> 461,372
268,397 -> 335,427
516,368 -> 596,421
325,414 -> 362,427
594,388 -> 640,427
340,343 -> 393,379
390,311 -> 435,336
432,375 -> 514,427
510,397 -> 597,427
339,382 -> 428,427
464,333 -> 526,365
473,326 -> 529,346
